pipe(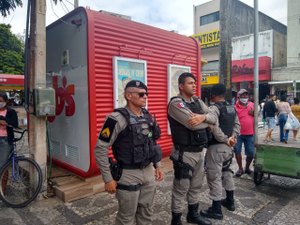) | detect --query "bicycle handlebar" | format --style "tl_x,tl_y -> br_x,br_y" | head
13,128 -> 28,143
